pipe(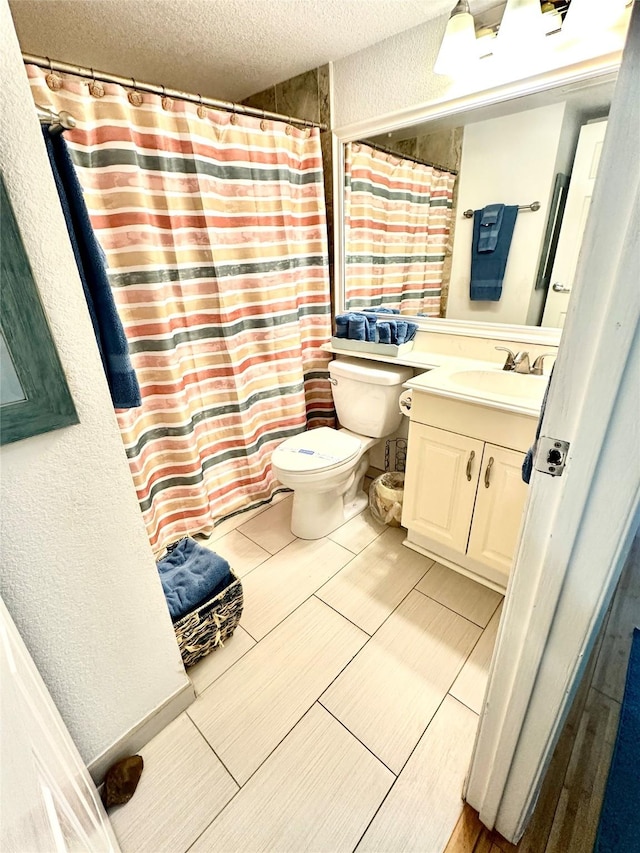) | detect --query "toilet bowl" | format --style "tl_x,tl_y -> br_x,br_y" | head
272,357 -> 413,539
